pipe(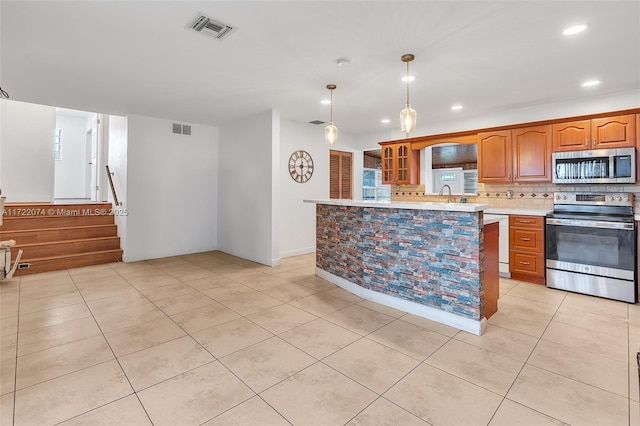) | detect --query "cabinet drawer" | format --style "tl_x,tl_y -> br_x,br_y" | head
510,251 -> 545,276
509,215 -> 544,229
510,228 -> 544,252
